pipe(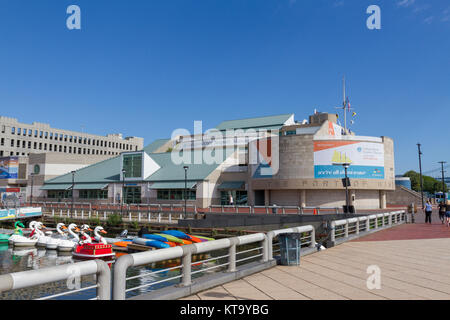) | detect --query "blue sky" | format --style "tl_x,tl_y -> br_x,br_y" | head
0,0 -> 449,176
